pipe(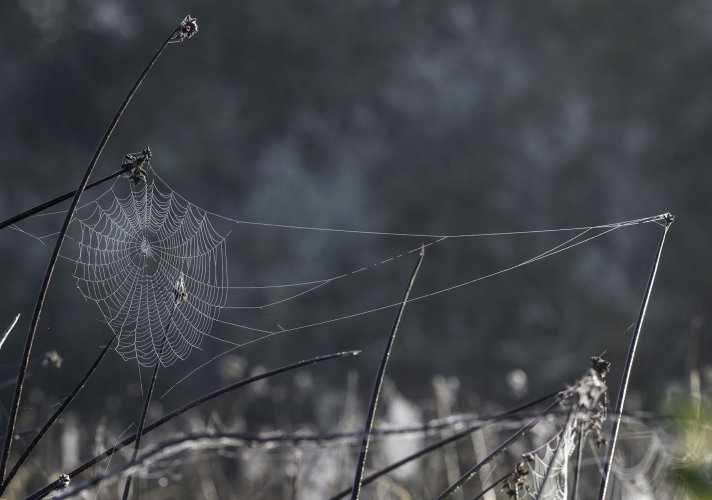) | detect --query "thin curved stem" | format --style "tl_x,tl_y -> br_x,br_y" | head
121,335 -> 166,500
350,247 -> 424,500
596,217 -> 673,500
0,167 -> 129,231
0,18 -> 187,493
